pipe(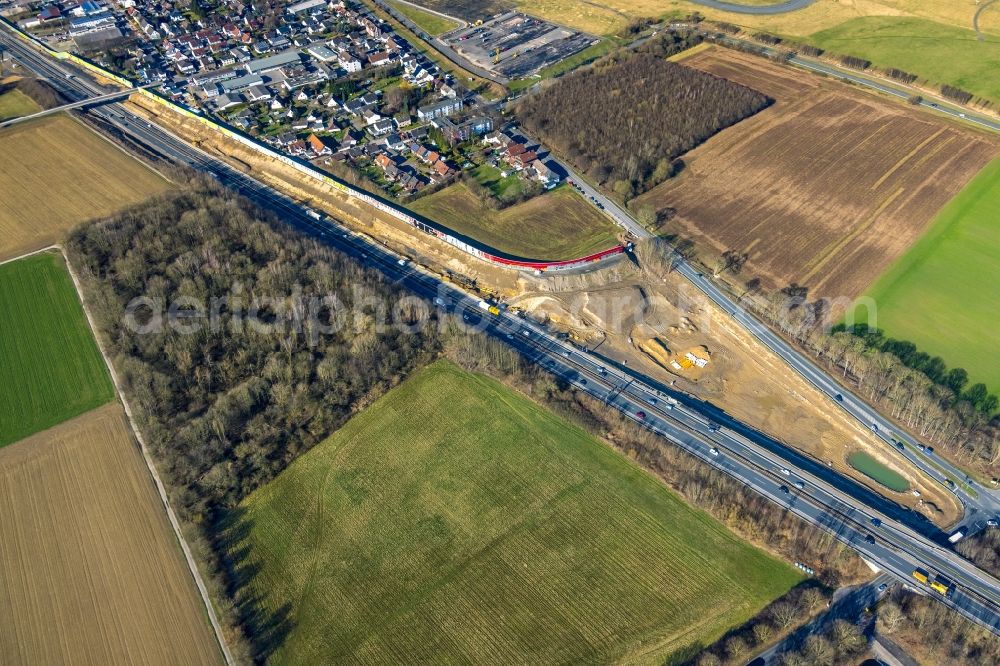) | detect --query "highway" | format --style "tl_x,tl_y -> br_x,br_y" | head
0,82 -> 157,128
3,27 -> 998,637
513,31 -> 1000,533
